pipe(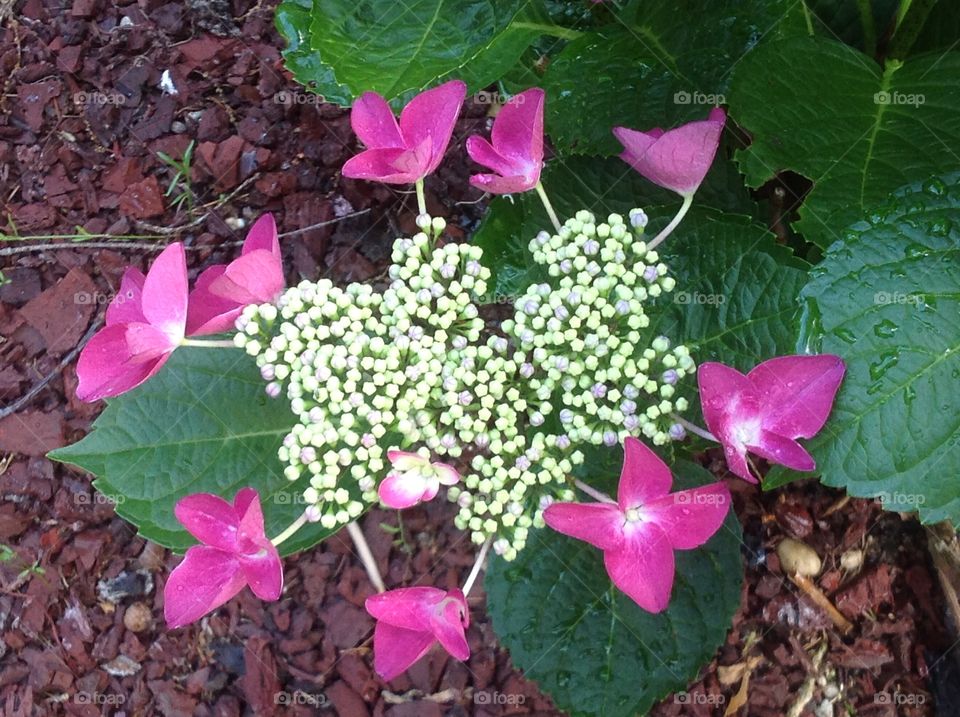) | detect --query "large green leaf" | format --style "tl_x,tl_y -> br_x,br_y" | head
765,174 -> 960,526
803,0 -> 899,54
541,0 -> 805,155
486,459 -> 743,717
49,348 -> 337,555
275,0 -> 352,106
729,36 -> 960,248
305,0 -> 545,104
